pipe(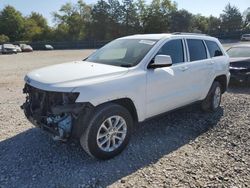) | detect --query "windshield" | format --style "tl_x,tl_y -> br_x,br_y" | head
85,39 -> 157,67
227,47 -> 250,58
